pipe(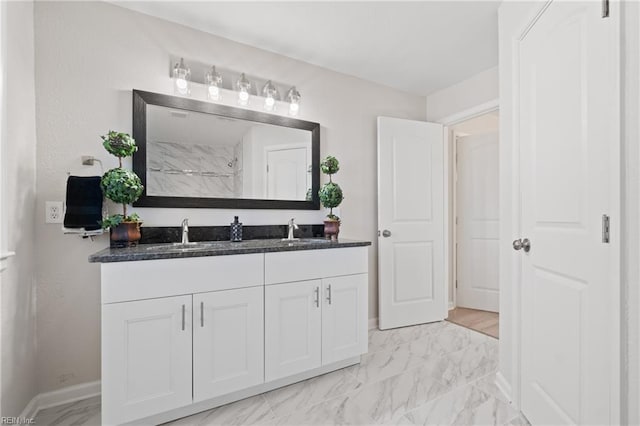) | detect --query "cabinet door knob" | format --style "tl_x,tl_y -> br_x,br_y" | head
382,230 -> 392,238
200,301 -> 204,327
314,286 -> 320,308
326,284 -> 332,305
